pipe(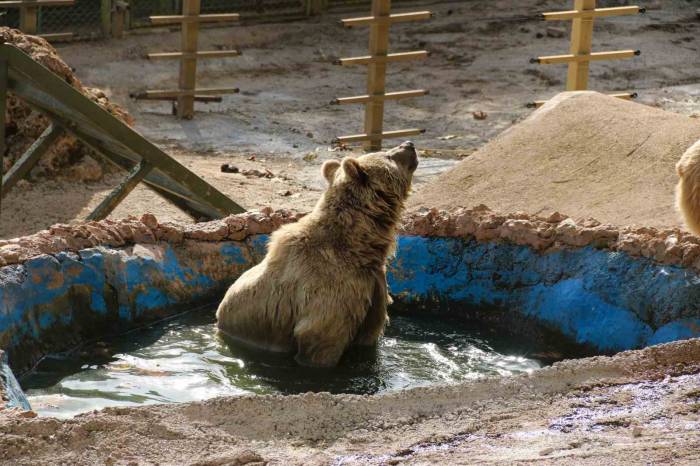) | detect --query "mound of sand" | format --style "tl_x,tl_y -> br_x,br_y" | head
1,28 -> 132,181
410,92 -> 700,229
